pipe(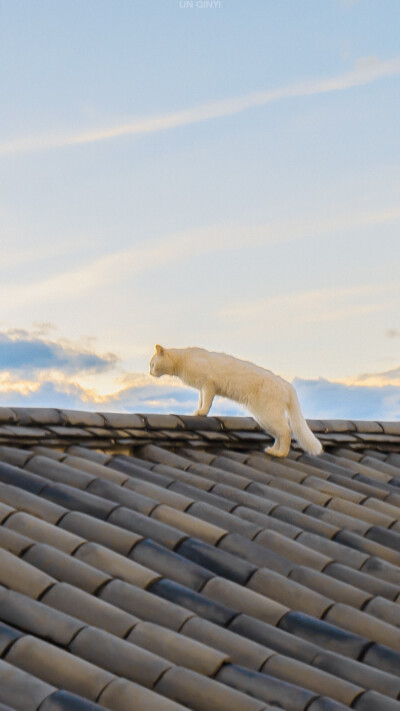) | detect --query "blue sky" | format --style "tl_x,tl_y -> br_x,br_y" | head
0,0 -> 399,418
